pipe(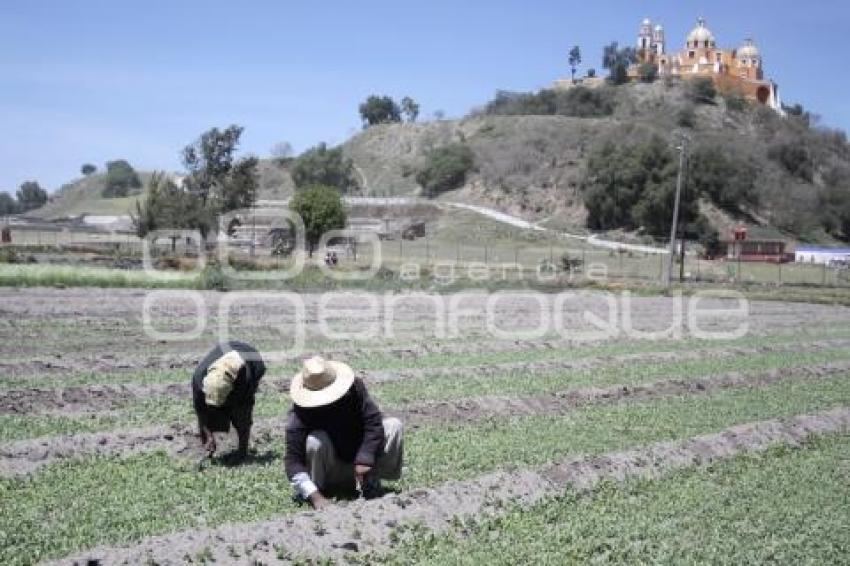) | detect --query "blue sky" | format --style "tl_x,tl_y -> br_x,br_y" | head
1,0 -> 848,192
